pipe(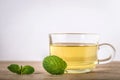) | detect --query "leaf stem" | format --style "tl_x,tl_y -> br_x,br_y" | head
20,65 -> 22,75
